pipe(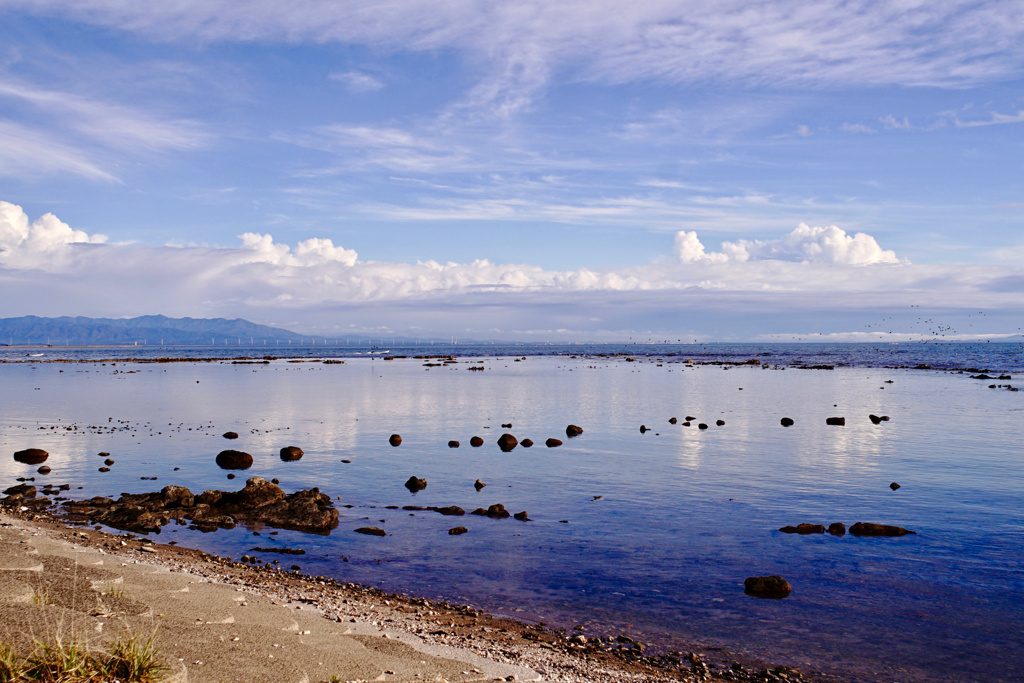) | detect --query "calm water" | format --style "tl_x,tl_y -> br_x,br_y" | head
2,344 -> 1022,682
